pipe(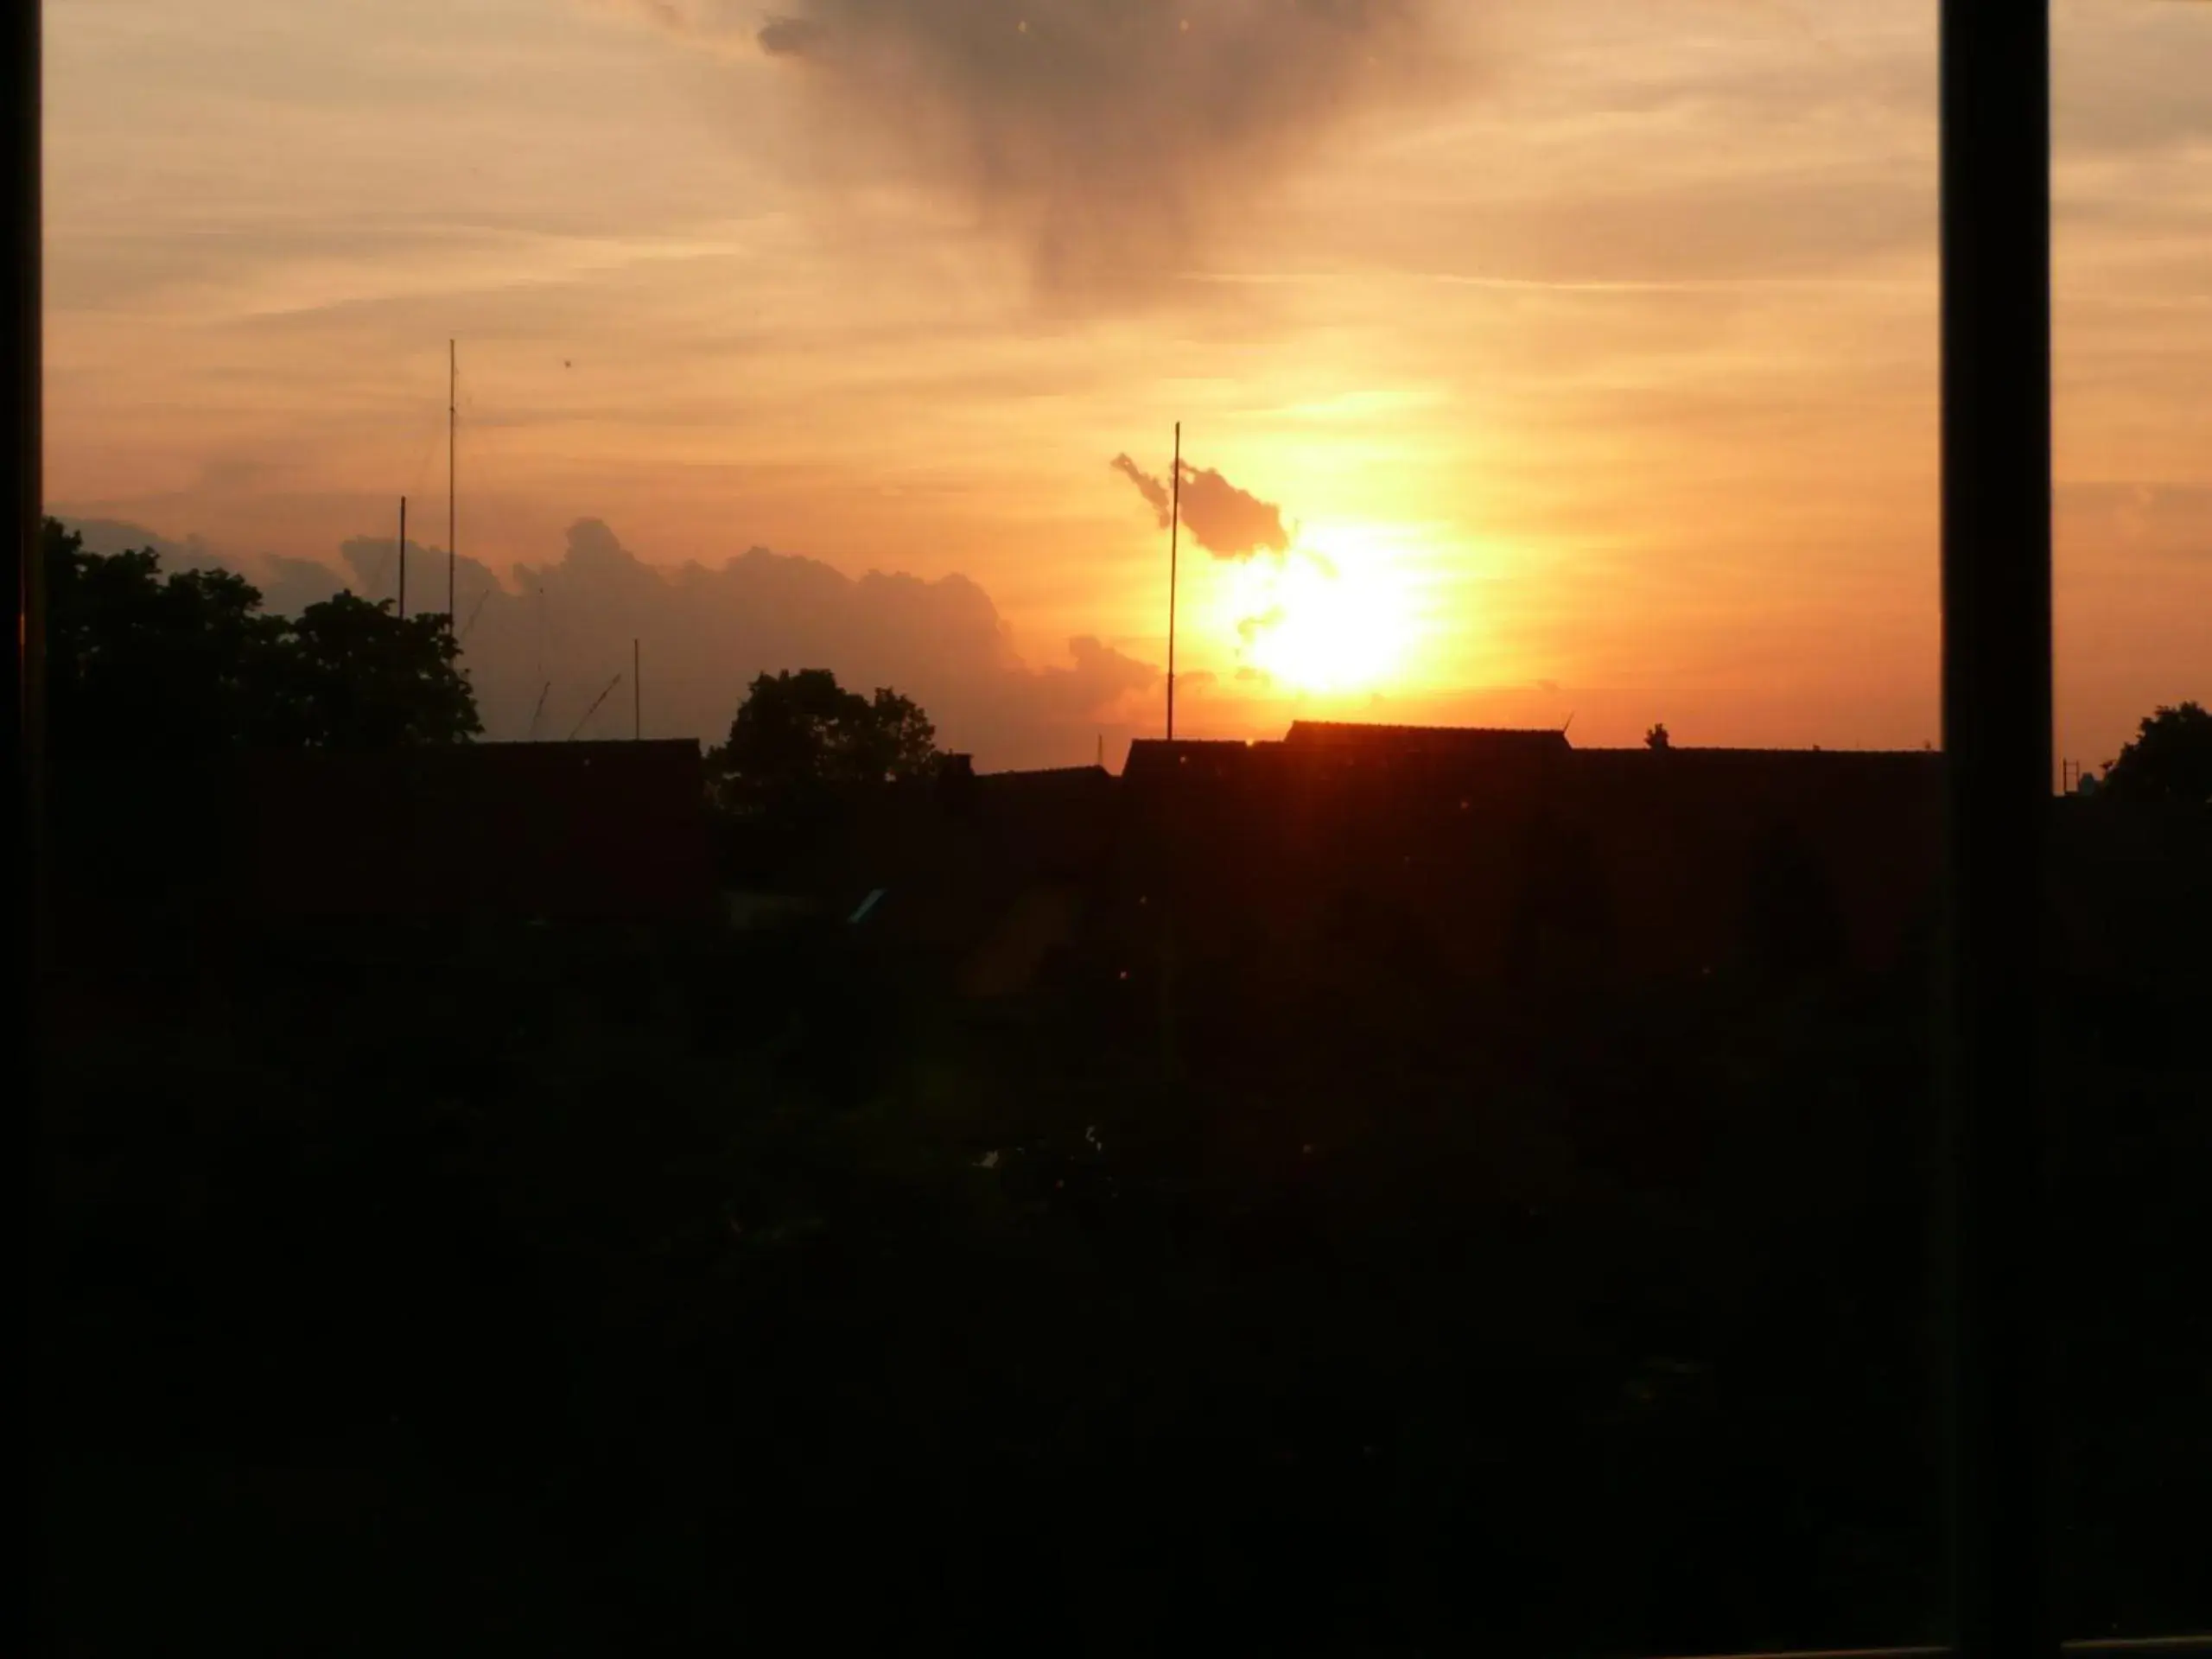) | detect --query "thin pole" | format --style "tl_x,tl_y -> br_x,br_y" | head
447,340 -> 456,632
397,495 -> 407,620
632,639 -> 640,741
1939,4 -> 2054,1658
1160,421 -> 1184,1080
1166,421 -> 1181,741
